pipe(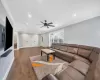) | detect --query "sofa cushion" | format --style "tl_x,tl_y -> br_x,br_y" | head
85,55 -> 98,80
78,48 -> 91,58
59,46 -> 67,52
52,44 -> 57,49
85,49 -> 99,80
53,49 -> 75,62
51,57 -> 69,69
69,60 -> 89,75
67,47 -> 78,54
55,68 -> 73,80
42,74 -> 58,80
89,50 -> 99,62
94,52 -> 100,80
53,49 -> 75,57
74,55 -> 90,65
78,45 -> 93,50
54,46 -> 60,50
66,66 -> 85,80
